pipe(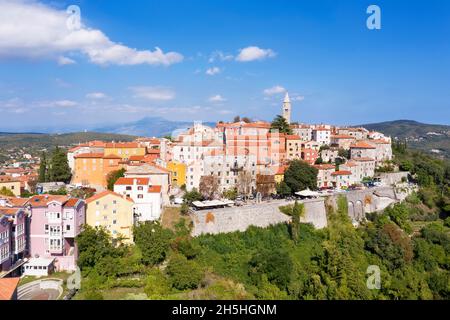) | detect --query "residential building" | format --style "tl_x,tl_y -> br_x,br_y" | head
125,163 -> 171,205
104,142 -> 146,161
114,177 -> 162,222
350,141 -> 377,160
314,164 -> 336,189
0,206 -> 26,275
292,125 -> 313,141
72,153 -> 123,190
166,161 -> 187,188
28,195 -> 85,272
320,148 -> 339,163
331,171 -> 352,189
330,134 -> 356,150
285,135 -> 302,160
0,176 -> 21,196
86,191 -> 134,243
312,128 -> 331,146
301,148 -> 319,165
